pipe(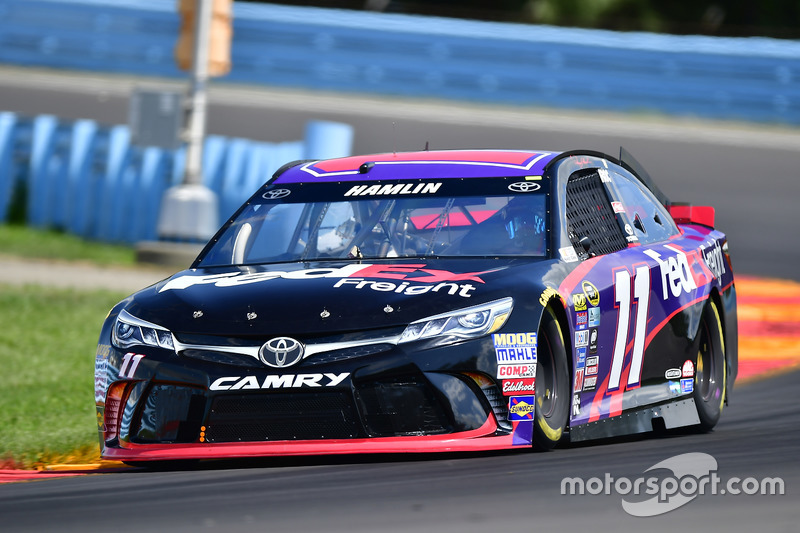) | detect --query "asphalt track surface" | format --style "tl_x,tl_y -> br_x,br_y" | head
0,67 -> 798,531
0,370 -> 797,532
